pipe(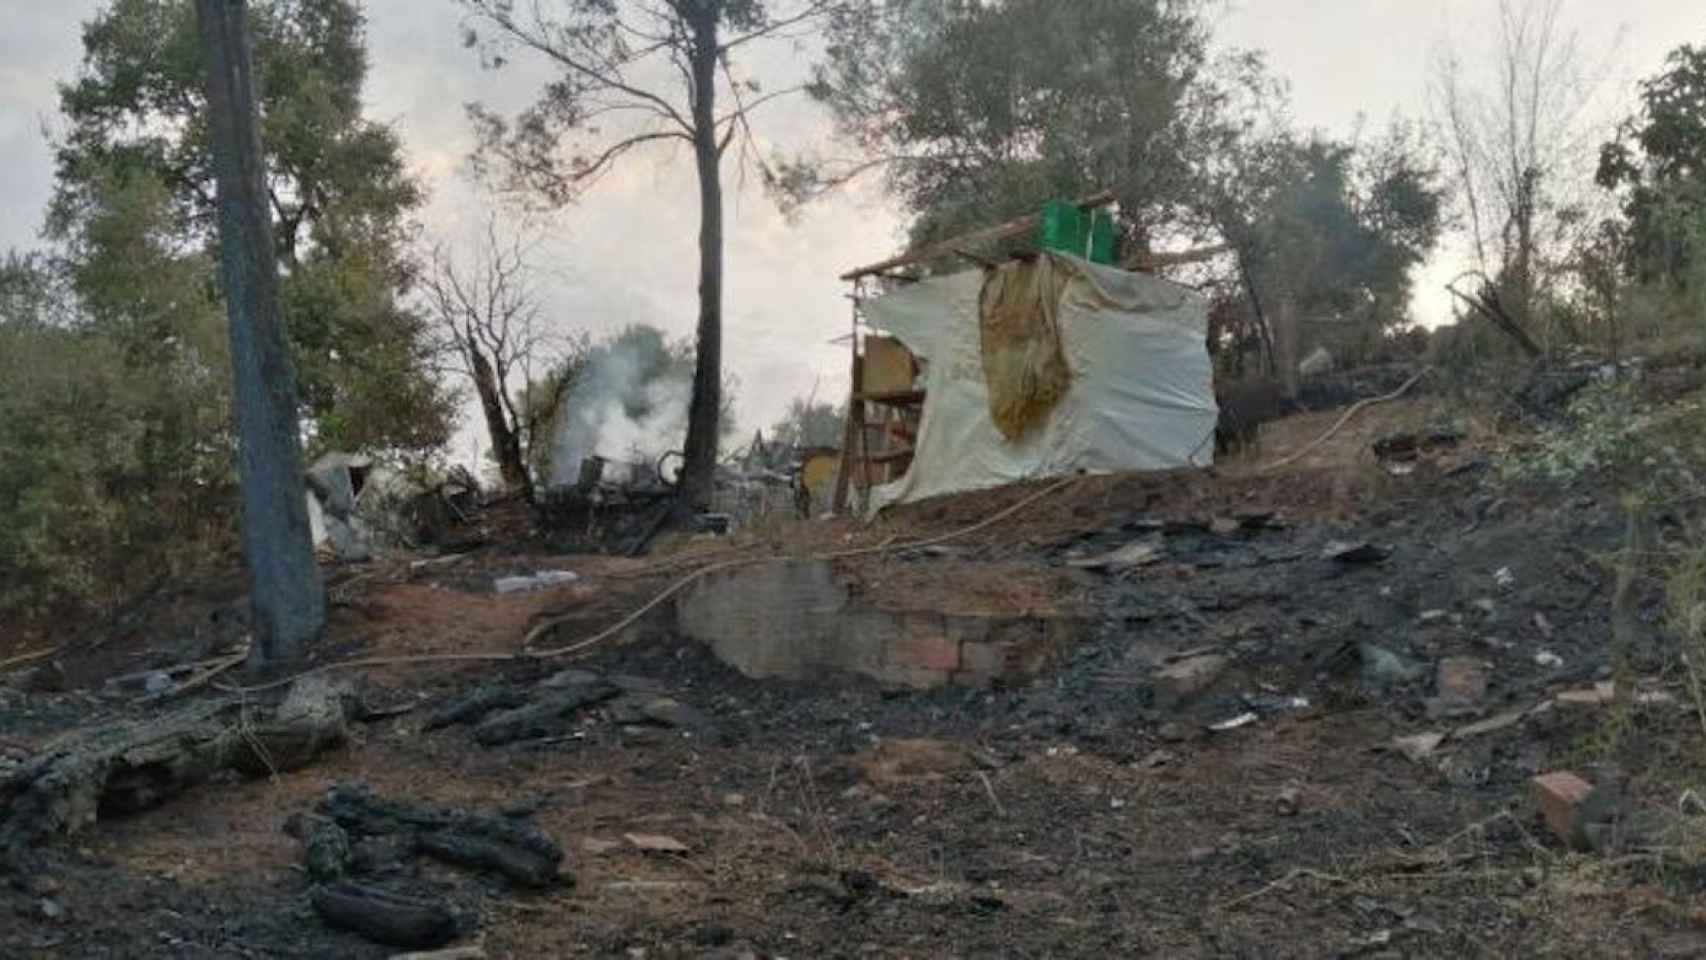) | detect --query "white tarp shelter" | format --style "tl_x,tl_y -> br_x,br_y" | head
862,253 -> 1216,514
